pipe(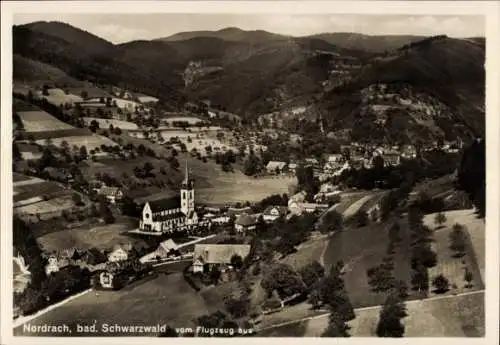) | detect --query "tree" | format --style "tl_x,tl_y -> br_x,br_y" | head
388,222 -> 401,244
120,195 -> 140,218
158,326 -> 178,337
299,261 -> 325,288
434,212 -> 447,229
320,210 -> 343,234
449,223 -> 467,257
224,296 -> 249,318
99,197 -> 115,224
79,145 -> 88,160
260,264 -> 307,298
411,265 -> 429,293
376,293 -> 406,337
72,193 -> 85,207
432,274 -> 449,294
13,143 -> 22,161
354,210 -> 369,227
89,120 -> 100,133
464,268 -> 474,288
230,254 -> 243,270
322,310 -> 350,337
